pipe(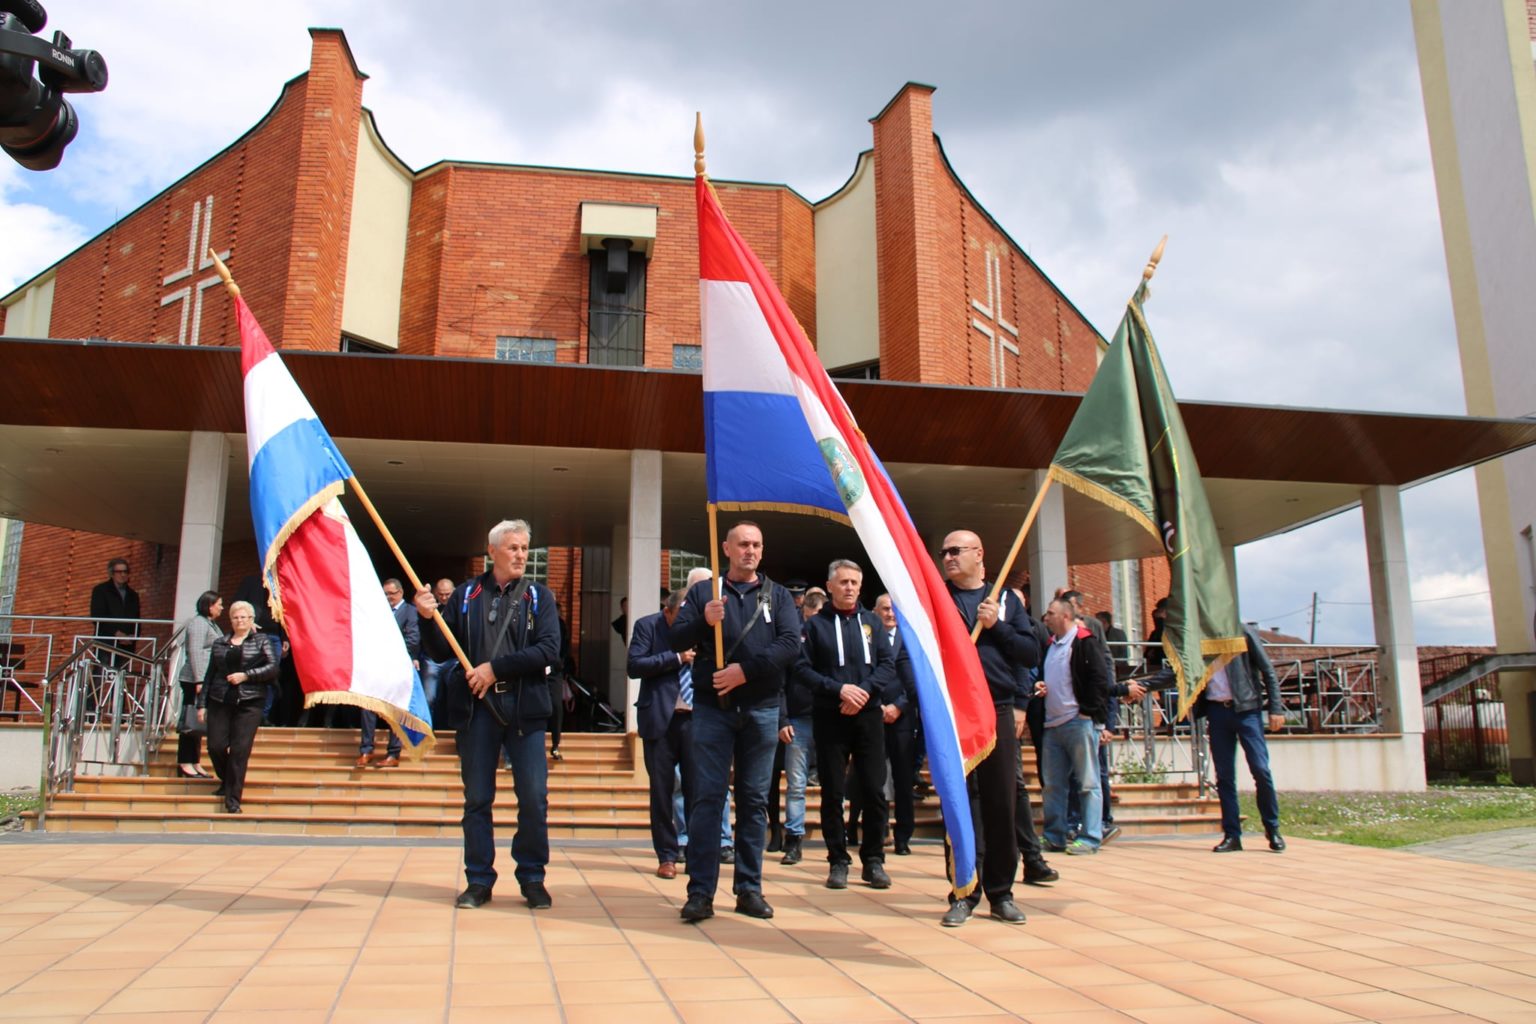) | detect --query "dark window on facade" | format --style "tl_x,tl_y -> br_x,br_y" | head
672,345 -> 702,371
830,360 -> 881,381
588,244 -> 648,366
495,336 -> 558,363
340,334 -> 390,353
